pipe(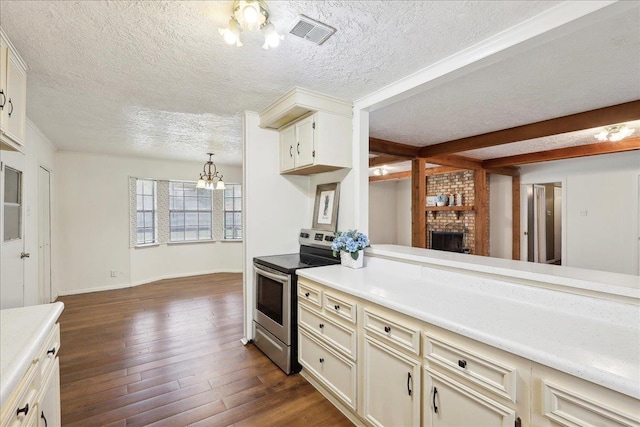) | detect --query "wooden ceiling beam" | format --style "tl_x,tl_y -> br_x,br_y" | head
418,100 -> 640,157
369,155 -> 408,168
483,137 -> 640,168
369,137 -> 420,158
369,171 -> 412,182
